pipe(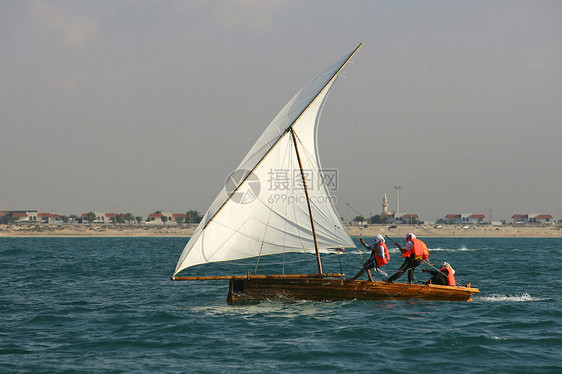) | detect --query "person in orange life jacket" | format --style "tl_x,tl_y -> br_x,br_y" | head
349,234 -> 390,282
422,262 -> 456,286
385,233 -> 429,284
